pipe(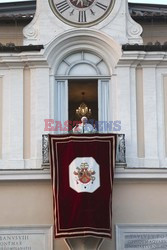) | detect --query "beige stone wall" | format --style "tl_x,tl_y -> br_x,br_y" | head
142,24 -> 167,44
0,21 -> 166,46
0,180 -> 166,250
0,22 -> 28,46
164,76 -> 167,157
0,77 -> 2,159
